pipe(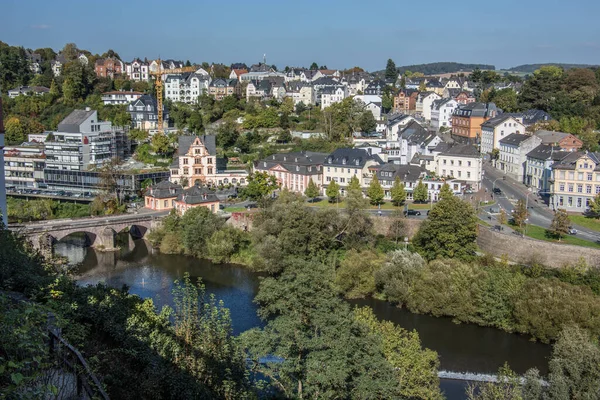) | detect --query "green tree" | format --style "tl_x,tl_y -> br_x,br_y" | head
216,120 -> 238,148
547,208 -> 570,240
490,88 -> 518,112
326,180 -> 340,203
4,116 -> 26,144
390,177 -> 407,207
367,175 -> 385,206
49,78 -> 59,97
335,250 -> 384,298
309,62 -> 319,70
180,206 -> 224,257
498,208 -> 508,226
187,112 -> 204,134
355,307 -> 442,400
385,58 -> 397,80
491,148 -> 500,166
207,226 -> 248,263
129,128 -> 149,142
589,192 -> 600,218
151,132 -> 170,154
295,101 -> 307,114
518,66 -> 564,112
359,110 -> 376,132
419,81 -> 427,92
387,209 -> 407,244
511,199 -> 529,231
413,179 -> 428,203
348,175 -> 361,191
241,171 -> 279,201
304,179 -> 319,200
413,195 -> 478,260
438,182 -> 453,200
466,364 -> 527,400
